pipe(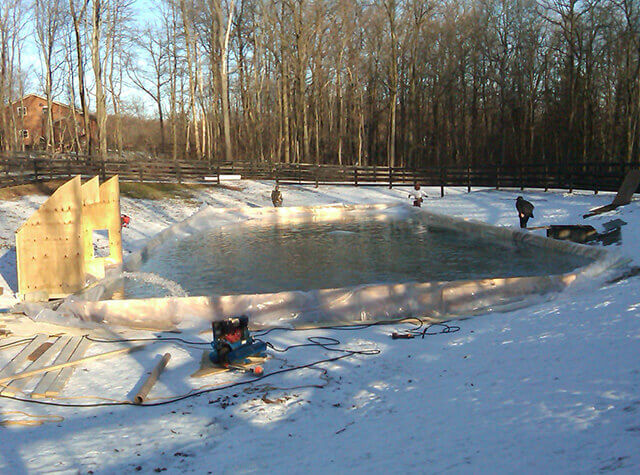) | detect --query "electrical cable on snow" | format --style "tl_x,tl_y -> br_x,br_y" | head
85,335 -> 210,348
0,351 -> 372,408
0,316 -> 459,409
0,337 -> 35,351
0,411 -> 64,427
